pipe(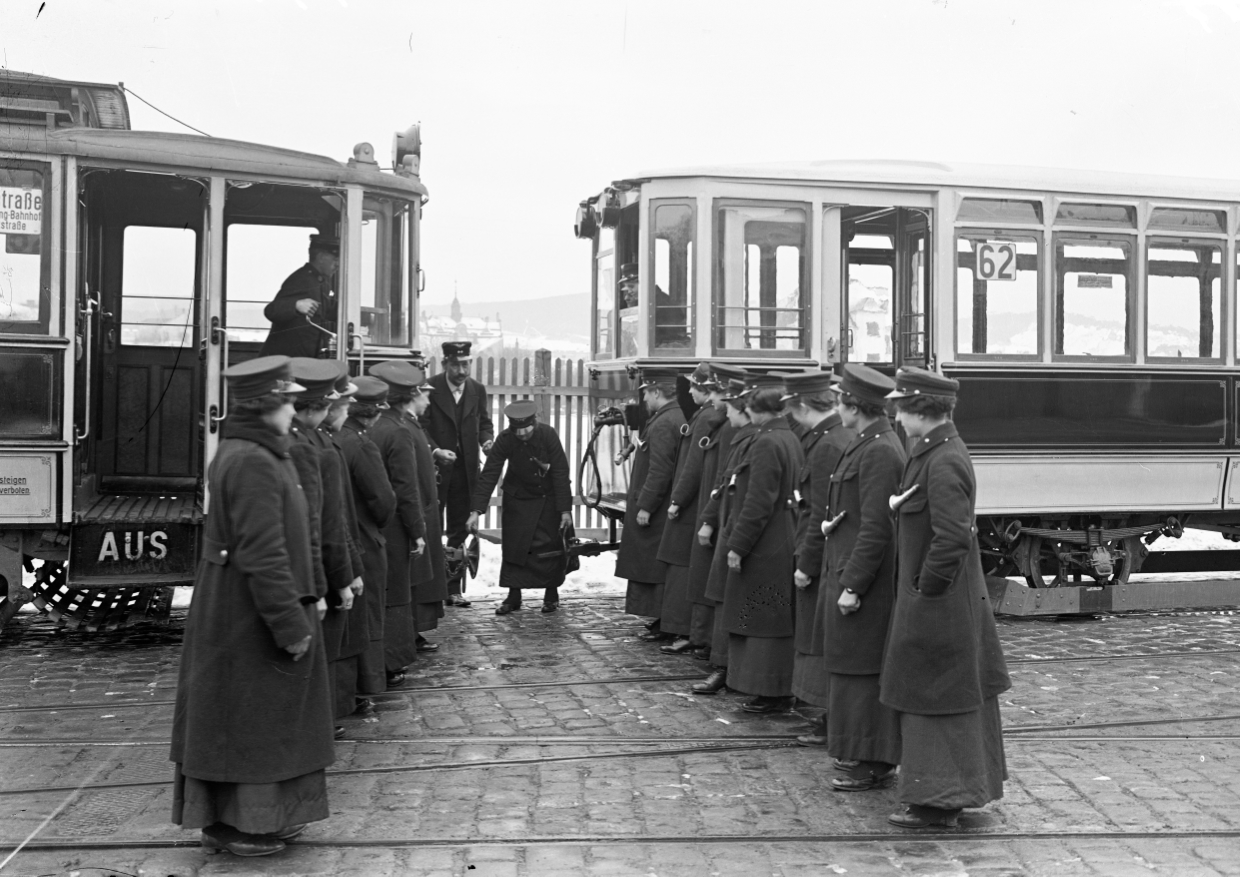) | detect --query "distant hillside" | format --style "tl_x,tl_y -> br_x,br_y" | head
422,293 -> 590,344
